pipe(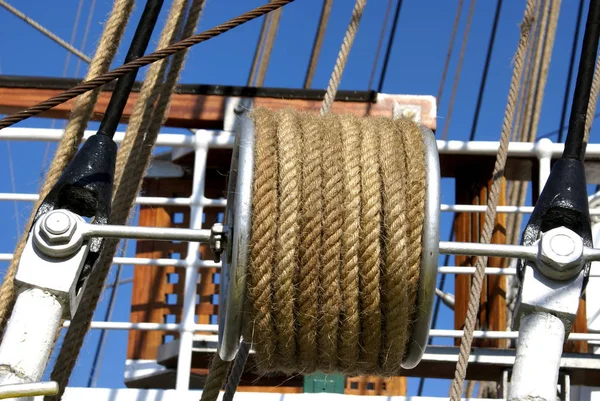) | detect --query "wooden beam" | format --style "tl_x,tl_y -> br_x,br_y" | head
0,86 -> 437,130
